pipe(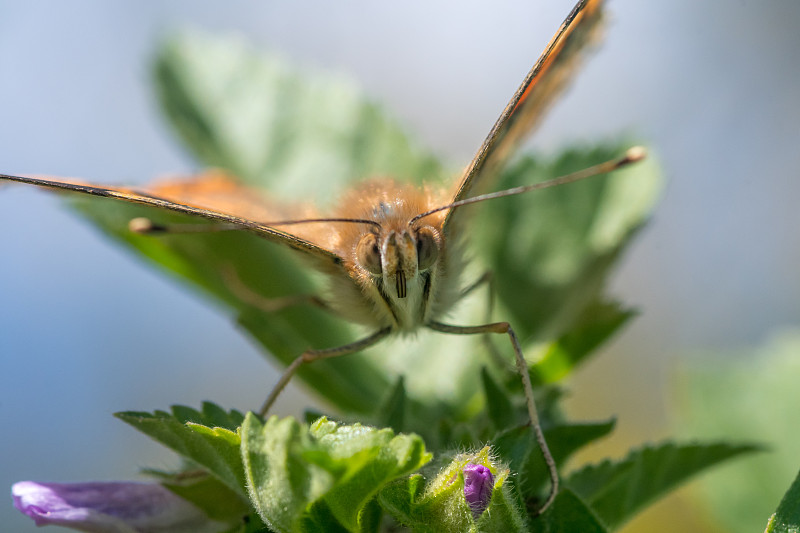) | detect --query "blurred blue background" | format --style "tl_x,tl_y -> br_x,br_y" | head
1,1 -> 799,531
